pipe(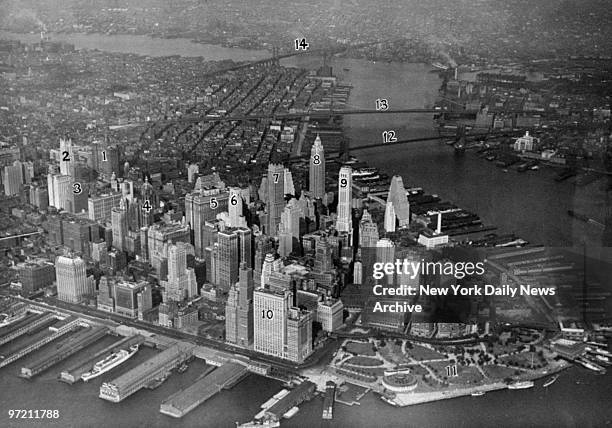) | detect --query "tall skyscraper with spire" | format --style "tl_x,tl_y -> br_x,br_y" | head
336,166 -> 353,238
309,134 -> 325,199
266,163 -> 285,236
